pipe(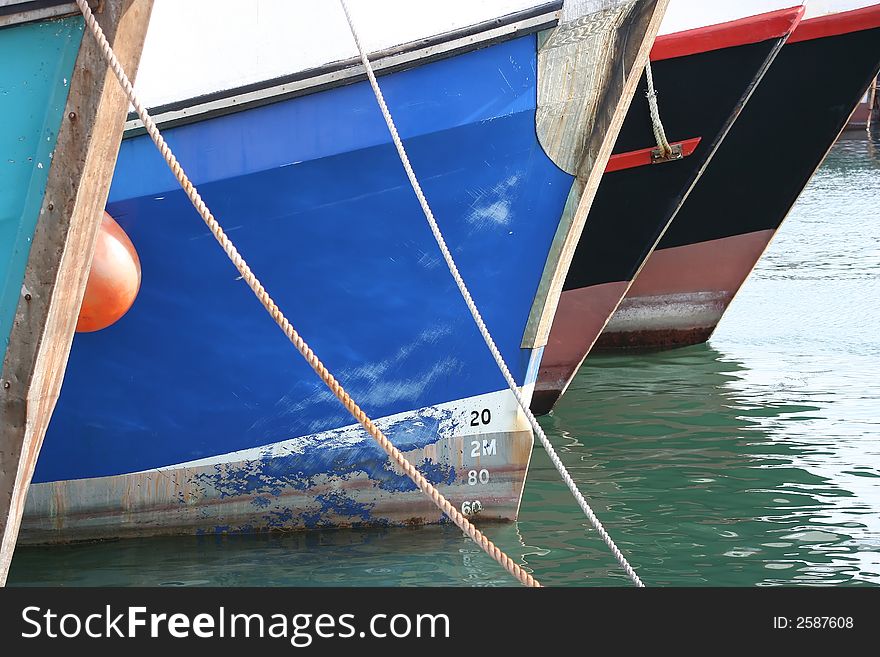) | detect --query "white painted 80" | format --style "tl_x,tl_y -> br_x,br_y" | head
467,469 -> 489,485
